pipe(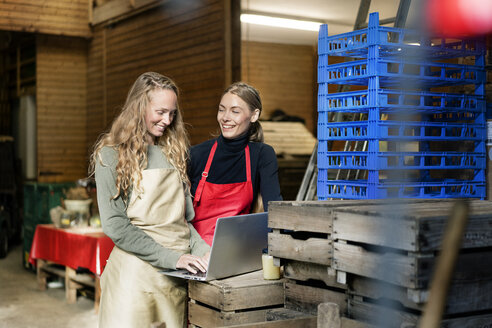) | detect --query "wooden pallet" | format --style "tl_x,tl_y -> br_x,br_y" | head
36,259 -> 100,312
188,270 -> 284,328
